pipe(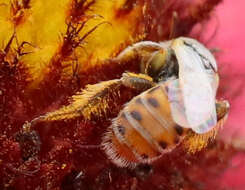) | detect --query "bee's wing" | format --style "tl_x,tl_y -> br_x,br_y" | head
163,79 -> 190,128
167,39 -> 217,134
